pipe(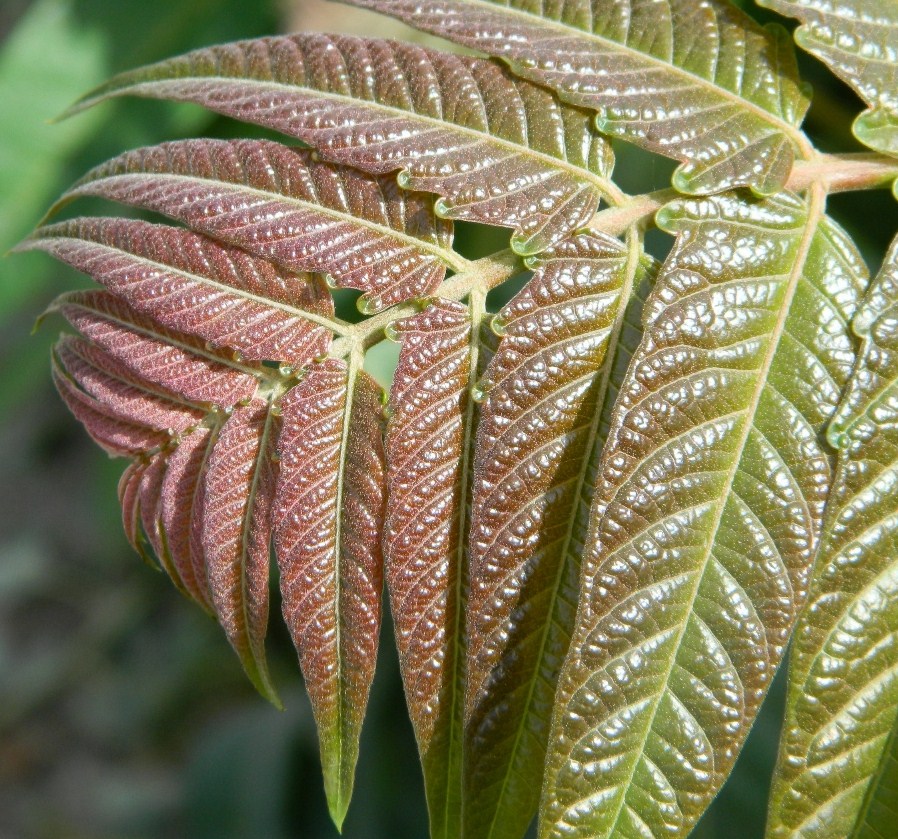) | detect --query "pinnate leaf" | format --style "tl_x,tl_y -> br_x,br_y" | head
349,0 -> 811,195
273,359 -> 386,829
463,233 -> 649,839
65,34 -> 616,256
758,0 -> 898,158
765,237 -> 898,839
540,190 -> 867,839
22,218 -> 334,364
384,299 -> 477,839
56,139 -> 458,312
